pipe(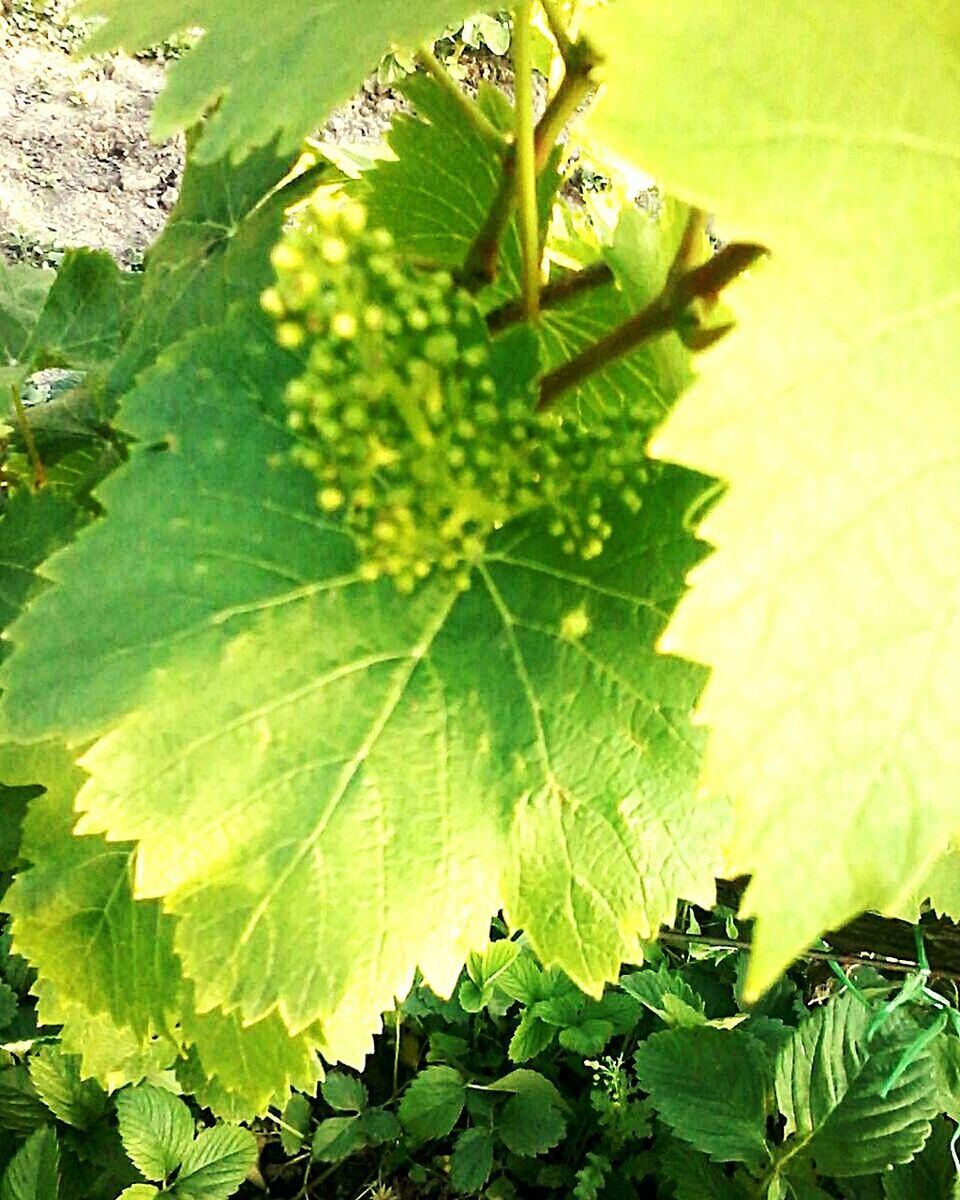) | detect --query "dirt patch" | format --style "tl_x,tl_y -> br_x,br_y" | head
0,22 -> 183,268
